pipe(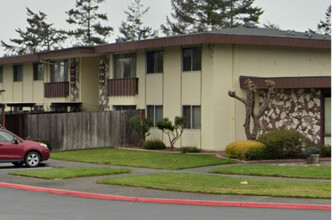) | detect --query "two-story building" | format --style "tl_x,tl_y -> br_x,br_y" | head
0,27 -> 330,150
